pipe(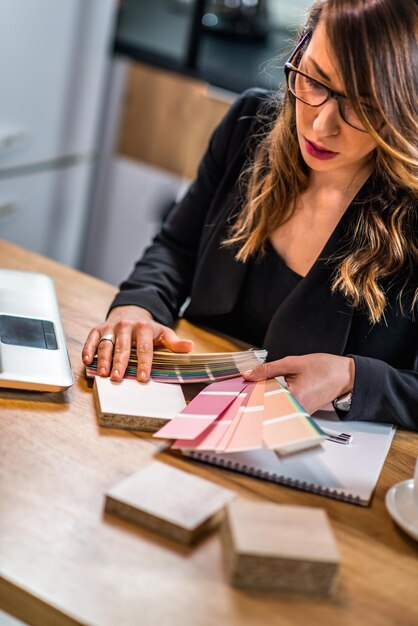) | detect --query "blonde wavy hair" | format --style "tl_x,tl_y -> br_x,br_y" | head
225,0 -> 418,324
